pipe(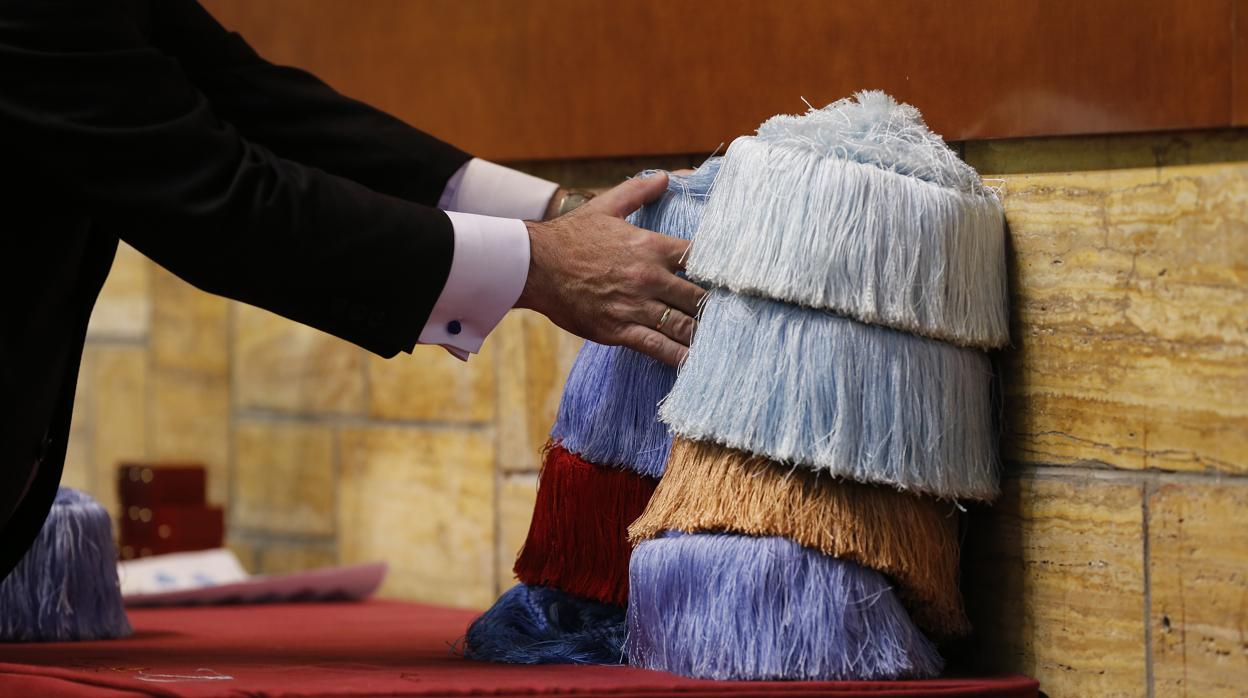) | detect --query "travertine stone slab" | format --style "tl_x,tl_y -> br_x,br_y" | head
87,242 -> 150,341
495,311 -> 582,471
1149,482 -> 1248,697
233,420 -> 335,536
368,345 -> 496,423
972,139 -> 1248,474
233,304 -> 367,415
88,346 -> 148,518
338,425 -> 495,609
496,473 -> 537,593
150,368 -> 229,505
150,265 -> 228,376
963,475 -> 1147,697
